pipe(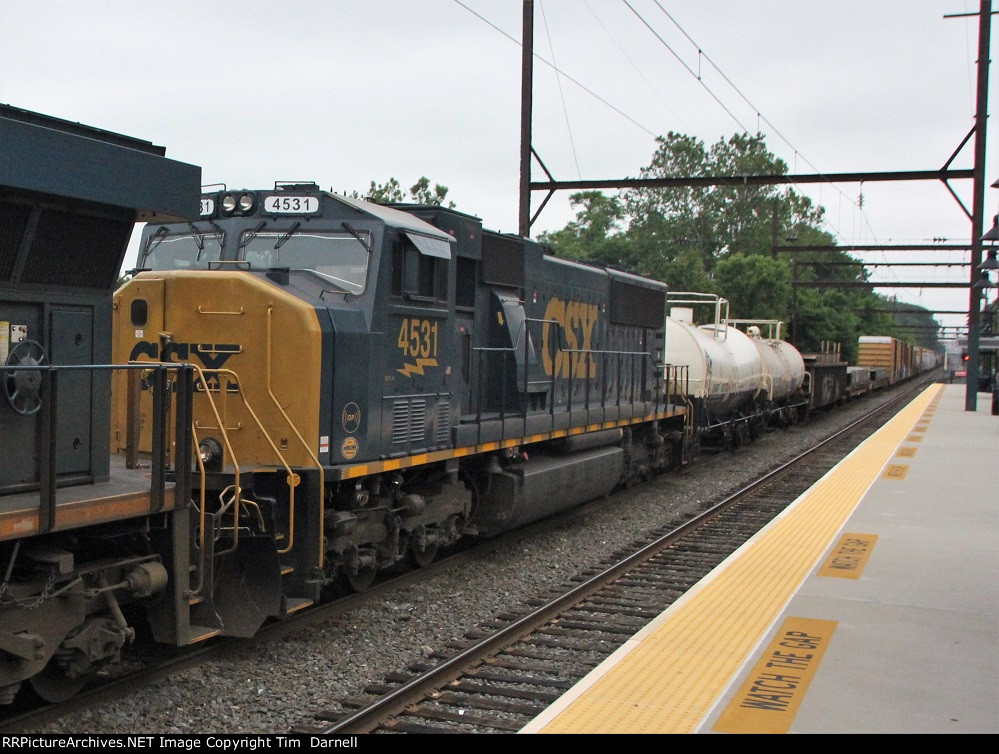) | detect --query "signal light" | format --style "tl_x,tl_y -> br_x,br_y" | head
962,353 -> 970,363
